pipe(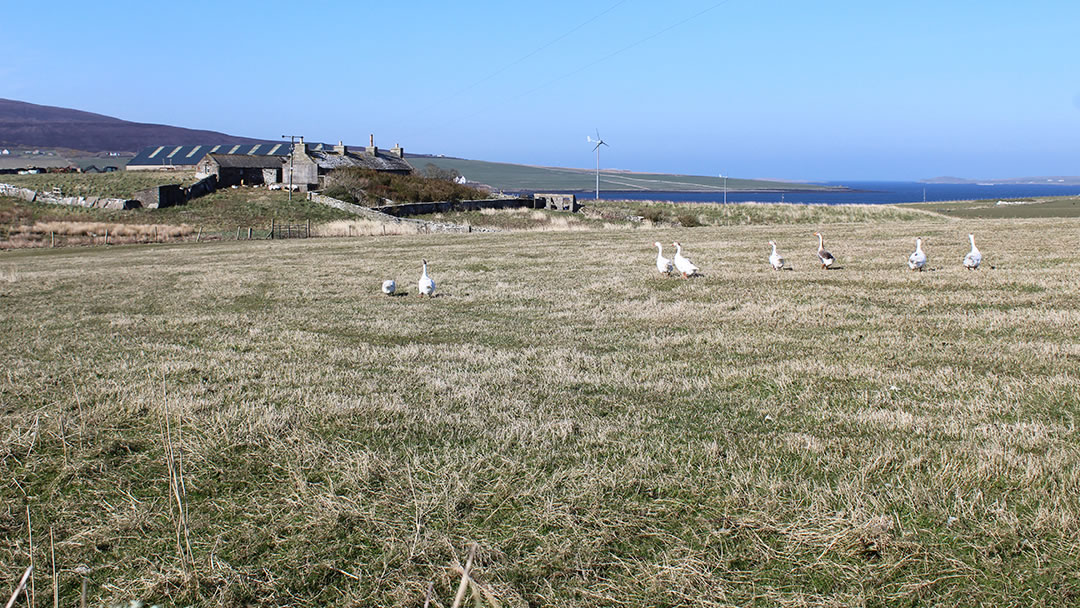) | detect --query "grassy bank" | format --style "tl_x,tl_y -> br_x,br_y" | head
1,170 -> 199,198
1,190 -> 356,248
900,195 -> 1080,218
414,201 -> 941,231
2,216 -> 1079,606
